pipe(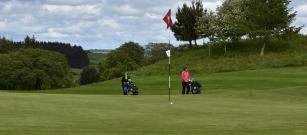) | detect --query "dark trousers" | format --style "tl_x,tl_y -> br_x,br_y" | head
182,81 -> 190,94
122,82 -> 128,95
